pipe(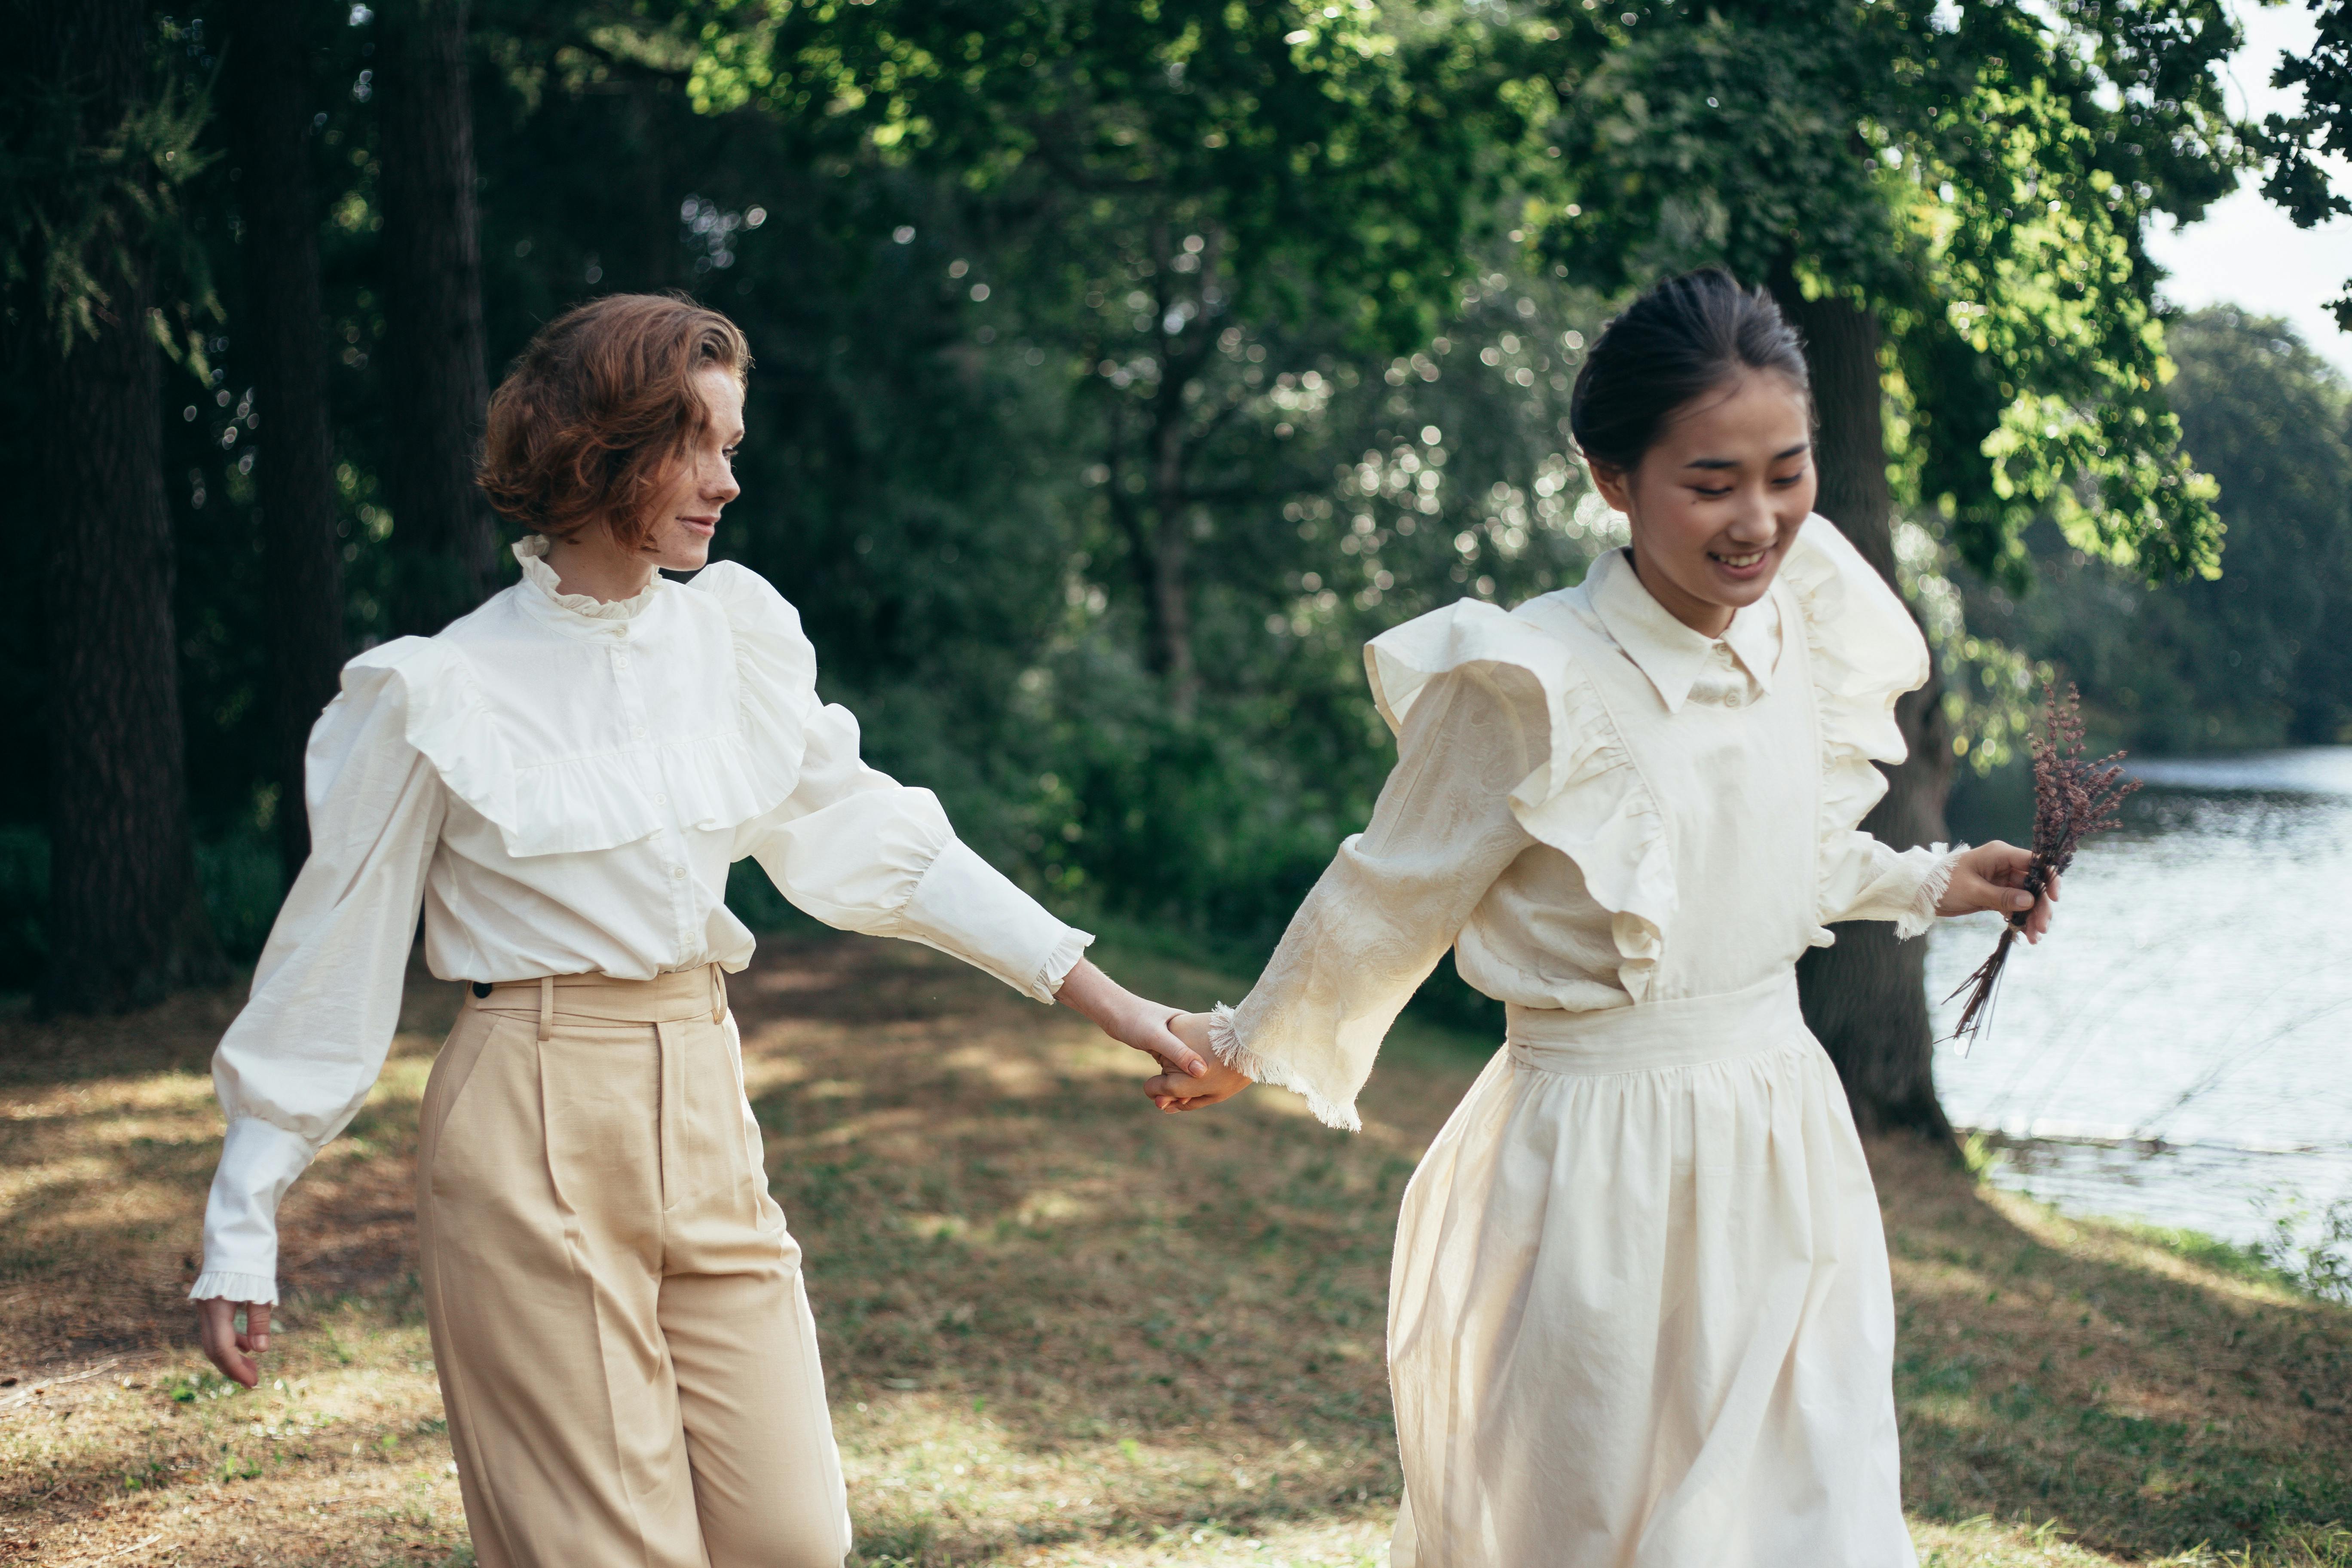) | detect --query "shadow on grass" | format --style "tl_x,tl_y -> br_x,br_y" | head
0,962 -> 457,1372
0,929 -> 2345,1565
